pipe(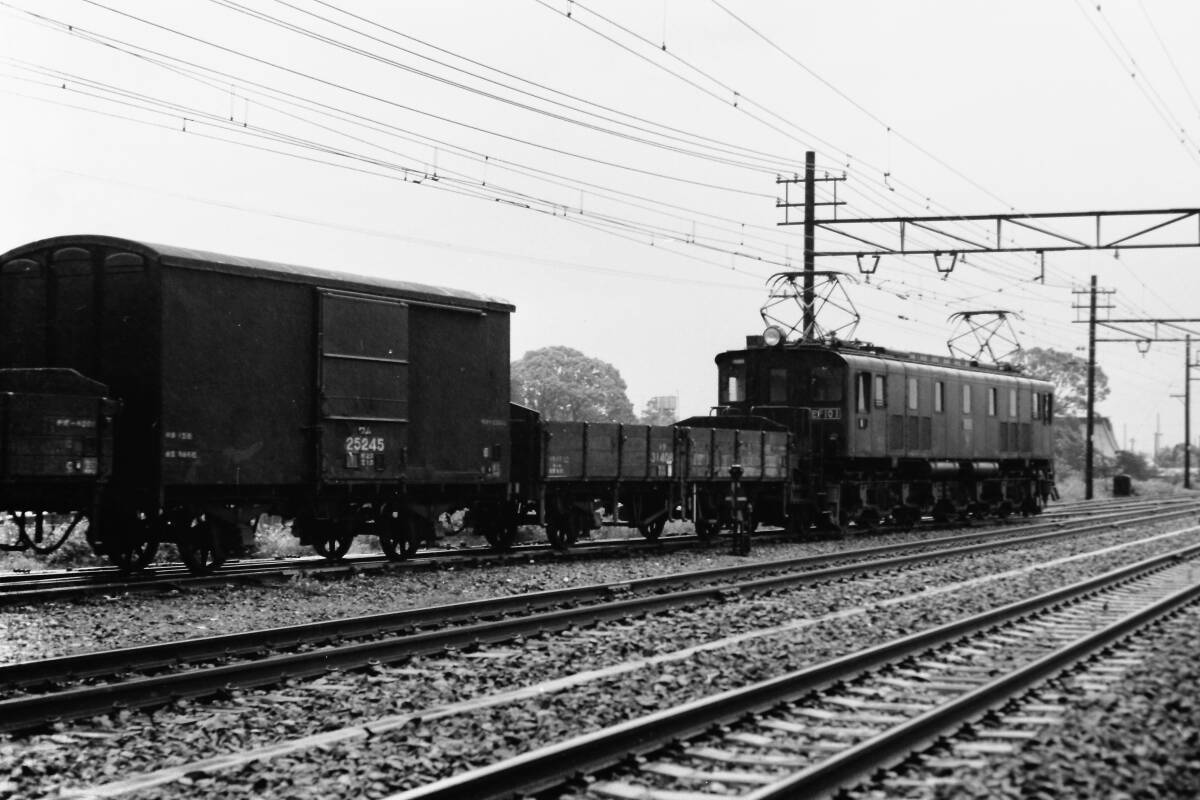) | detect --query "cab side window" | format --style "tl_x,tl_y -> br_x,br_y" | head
856,372 -> 871,412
